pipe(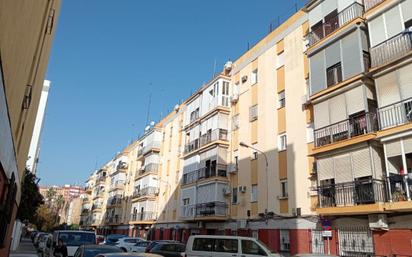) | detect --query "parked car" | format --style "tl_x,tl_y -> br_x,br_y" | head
185,235 -> 282,257
34,232 -> 47,248
130,241 -> 151,253
145,241 -> 178,253
96,253 -> 162,257
146,241 -> 185,257
293,255 -> 339,257
31,231 -> 39,242
73,244 -> 124,257
102,234 -> 128,245
38,234 -> 52,253
115,237 -> 143,252
43,230 -> 97,257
